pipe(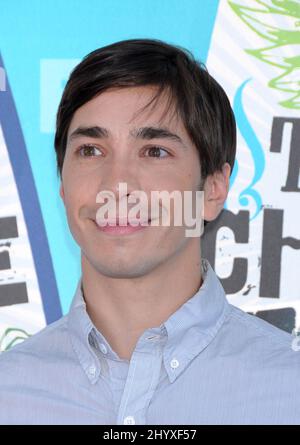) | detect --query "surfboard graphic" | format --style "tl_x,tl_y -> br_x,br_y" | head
205,0 -> 300,332
0,53 -> 62,351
